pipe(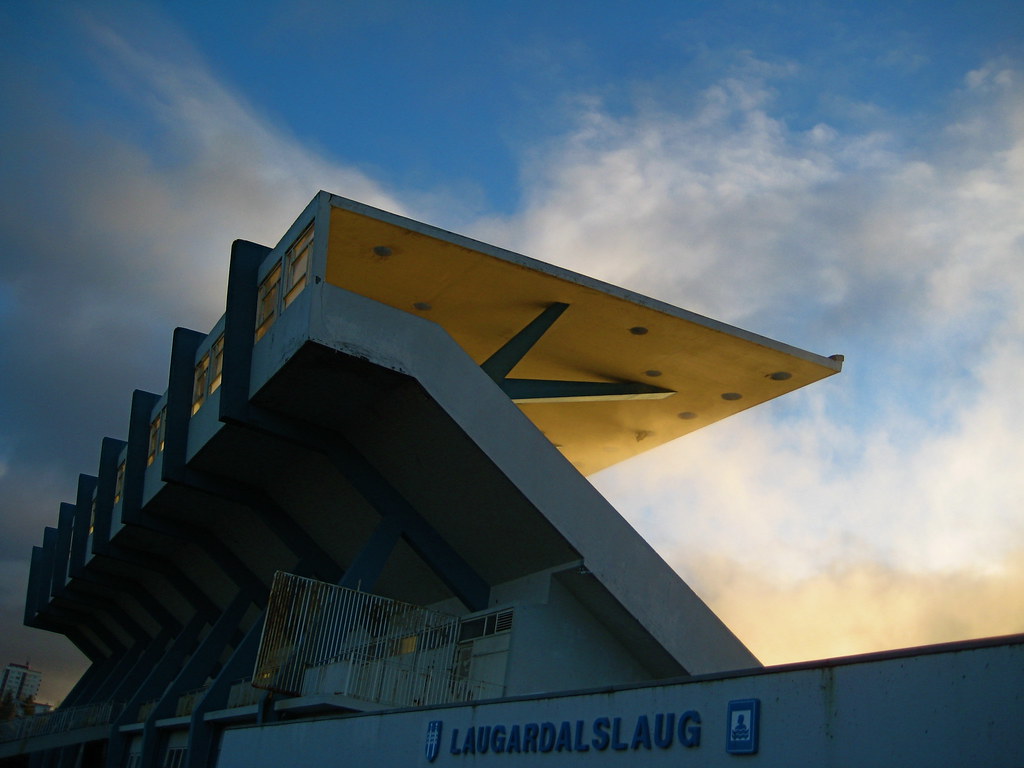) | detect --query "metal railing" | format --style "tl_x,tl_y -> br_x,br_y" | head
124,679 -> 261,724
0,701 -> 123,743
253,572 -> 462,698
175,685 -> 210,718
252,572 -> 505,708
135,700 -> 156,722
302,652 -> 504,707
226,677 -> 262,709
